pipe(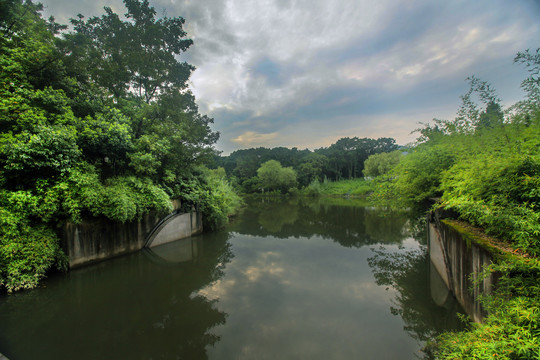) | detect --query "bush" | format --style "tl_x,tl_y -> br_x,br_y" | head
257,160 -> 298,194
173,167 -> 243,230
304,178 -> 322,197
0,201 -> 67,293
363,150 -> 403,178
436,121 -> 540,254
430,257 -> 540,359
199,169 -> 243,230
307,178 -> 375,197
